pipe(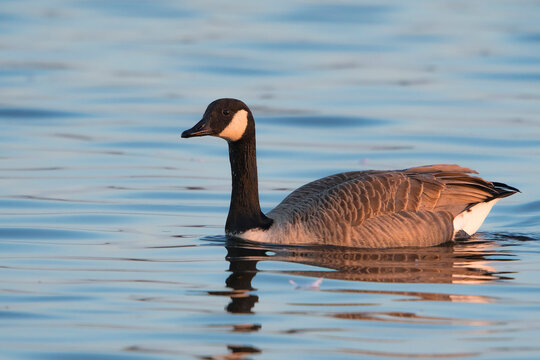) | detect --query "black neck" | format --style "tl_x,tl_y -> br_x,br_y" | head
225,128 -> 273,234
